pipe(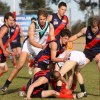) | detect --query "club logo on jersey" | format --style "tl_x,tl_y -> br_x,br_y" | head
35,26 -> 41,32
53,19 -> 58,25
11,29 -> 14,32
35,29 -> 41,32
87,33 -> 92,39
